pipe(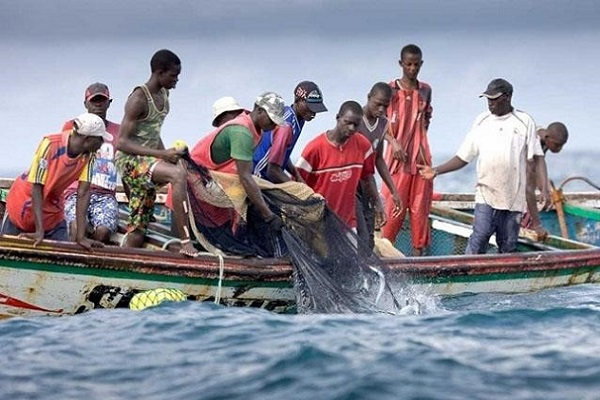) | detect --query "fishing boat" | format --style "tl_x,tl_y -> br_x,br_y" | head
1,176 -> 599,317
431,178 -> 600,246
